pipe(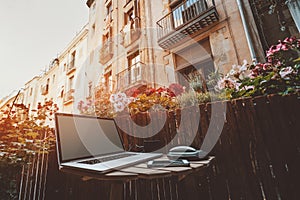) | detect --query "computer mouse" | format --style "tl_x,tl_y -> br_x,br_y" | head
169,146 -> 197,153
167,146 -> 208,161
